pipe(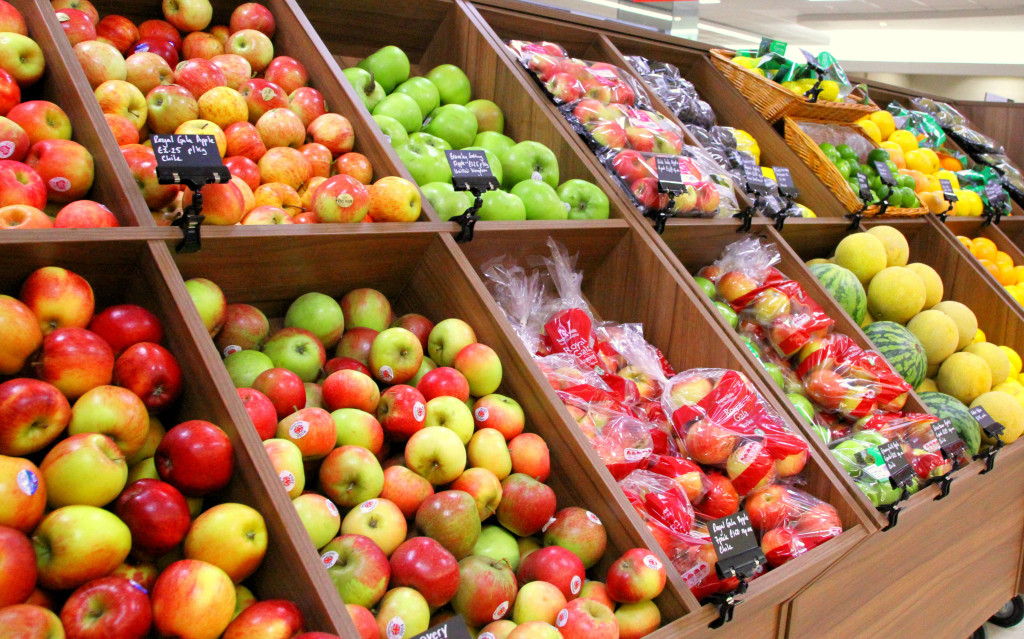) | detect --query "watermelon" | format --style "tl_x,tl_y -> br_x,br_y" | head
864,321 -> 927,388
919,391 -> 982,456
809,263 -> 867,325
